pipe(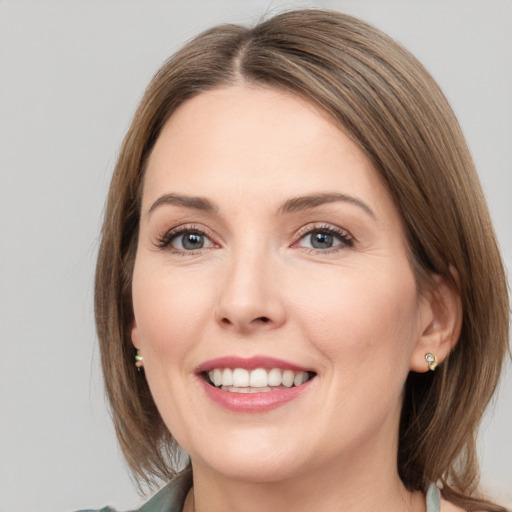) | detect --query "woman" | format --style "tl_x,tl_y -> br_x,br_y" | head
88,9 -> 509,512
